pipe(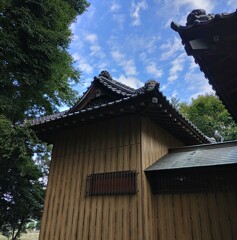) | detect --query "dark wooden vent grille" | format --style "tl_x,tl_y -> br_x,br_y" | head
87,171 -> 138,196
